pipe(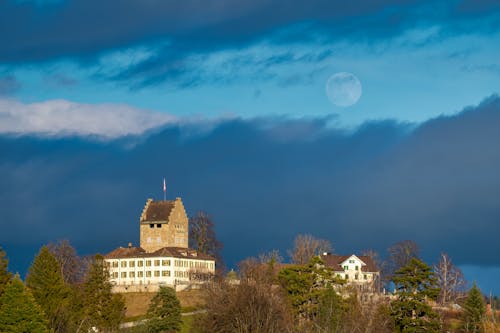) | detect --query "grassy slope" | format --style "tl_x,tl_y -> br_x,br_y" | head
121,289 -> 206,318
